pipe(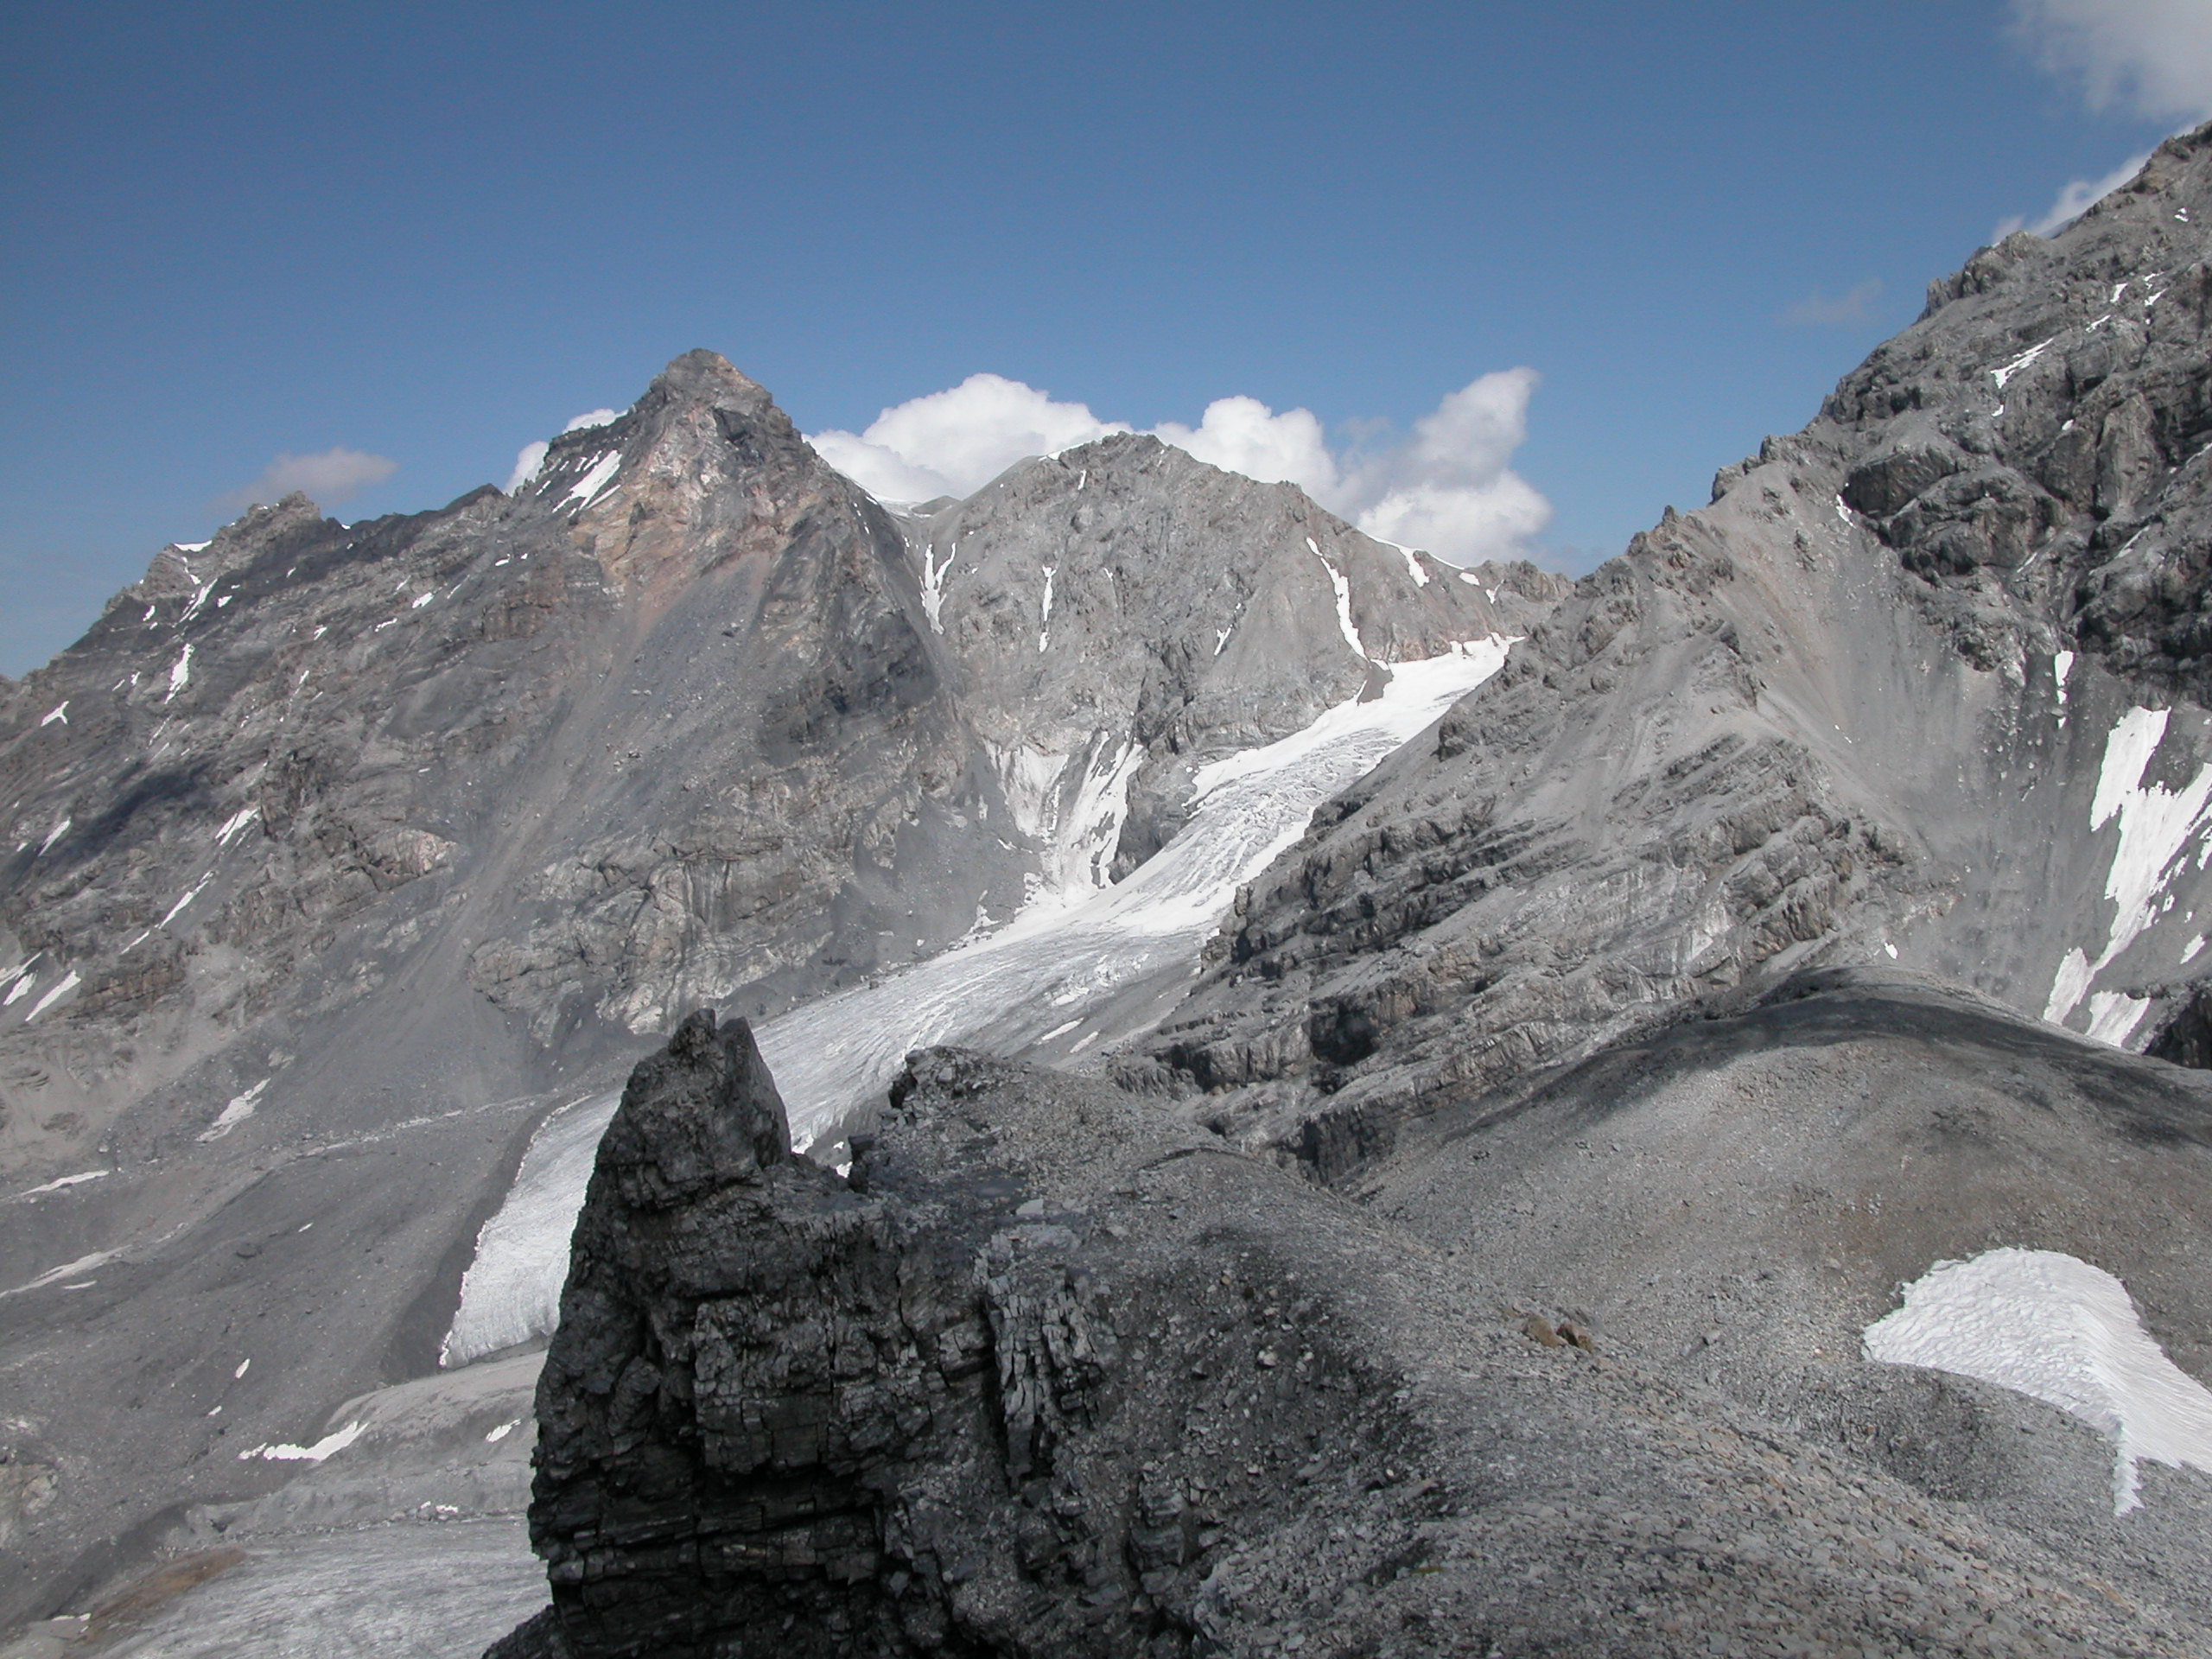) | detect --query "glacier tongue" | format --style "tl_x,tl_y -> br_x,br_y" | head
439,639 -> 1514,1364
